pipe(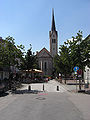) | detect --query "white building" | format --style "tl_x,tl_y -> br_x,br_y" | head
84,66 -> 90,83
84,35 -> 90,83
